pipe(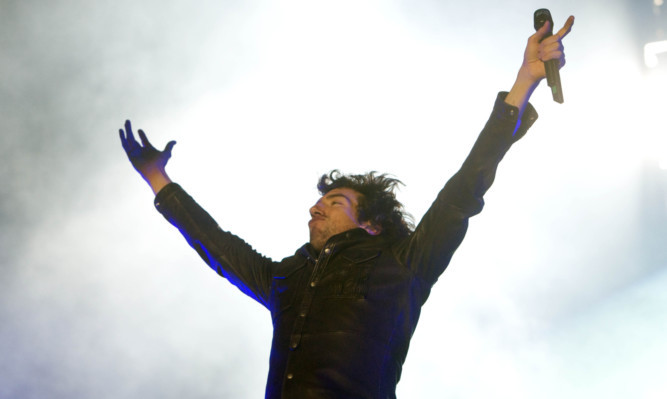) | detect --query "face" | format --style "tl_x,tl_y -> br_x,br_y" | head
308,187 -> 378,252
